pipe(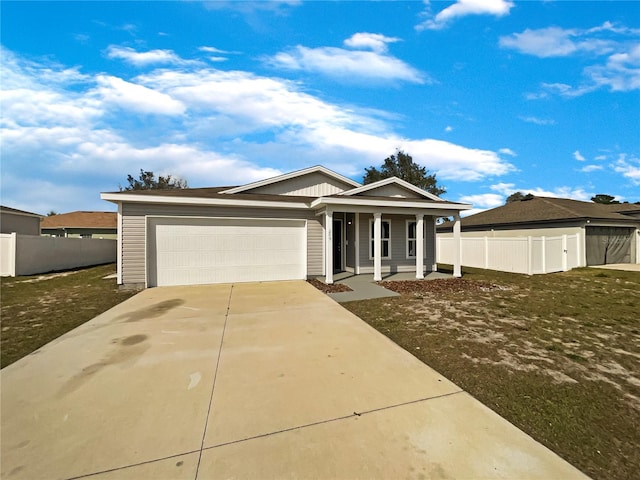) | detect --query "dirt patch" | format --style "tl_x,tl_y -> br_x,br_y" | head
307,278 -> 352,294
379,278 -> 508,295
11,270 -> 82,284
